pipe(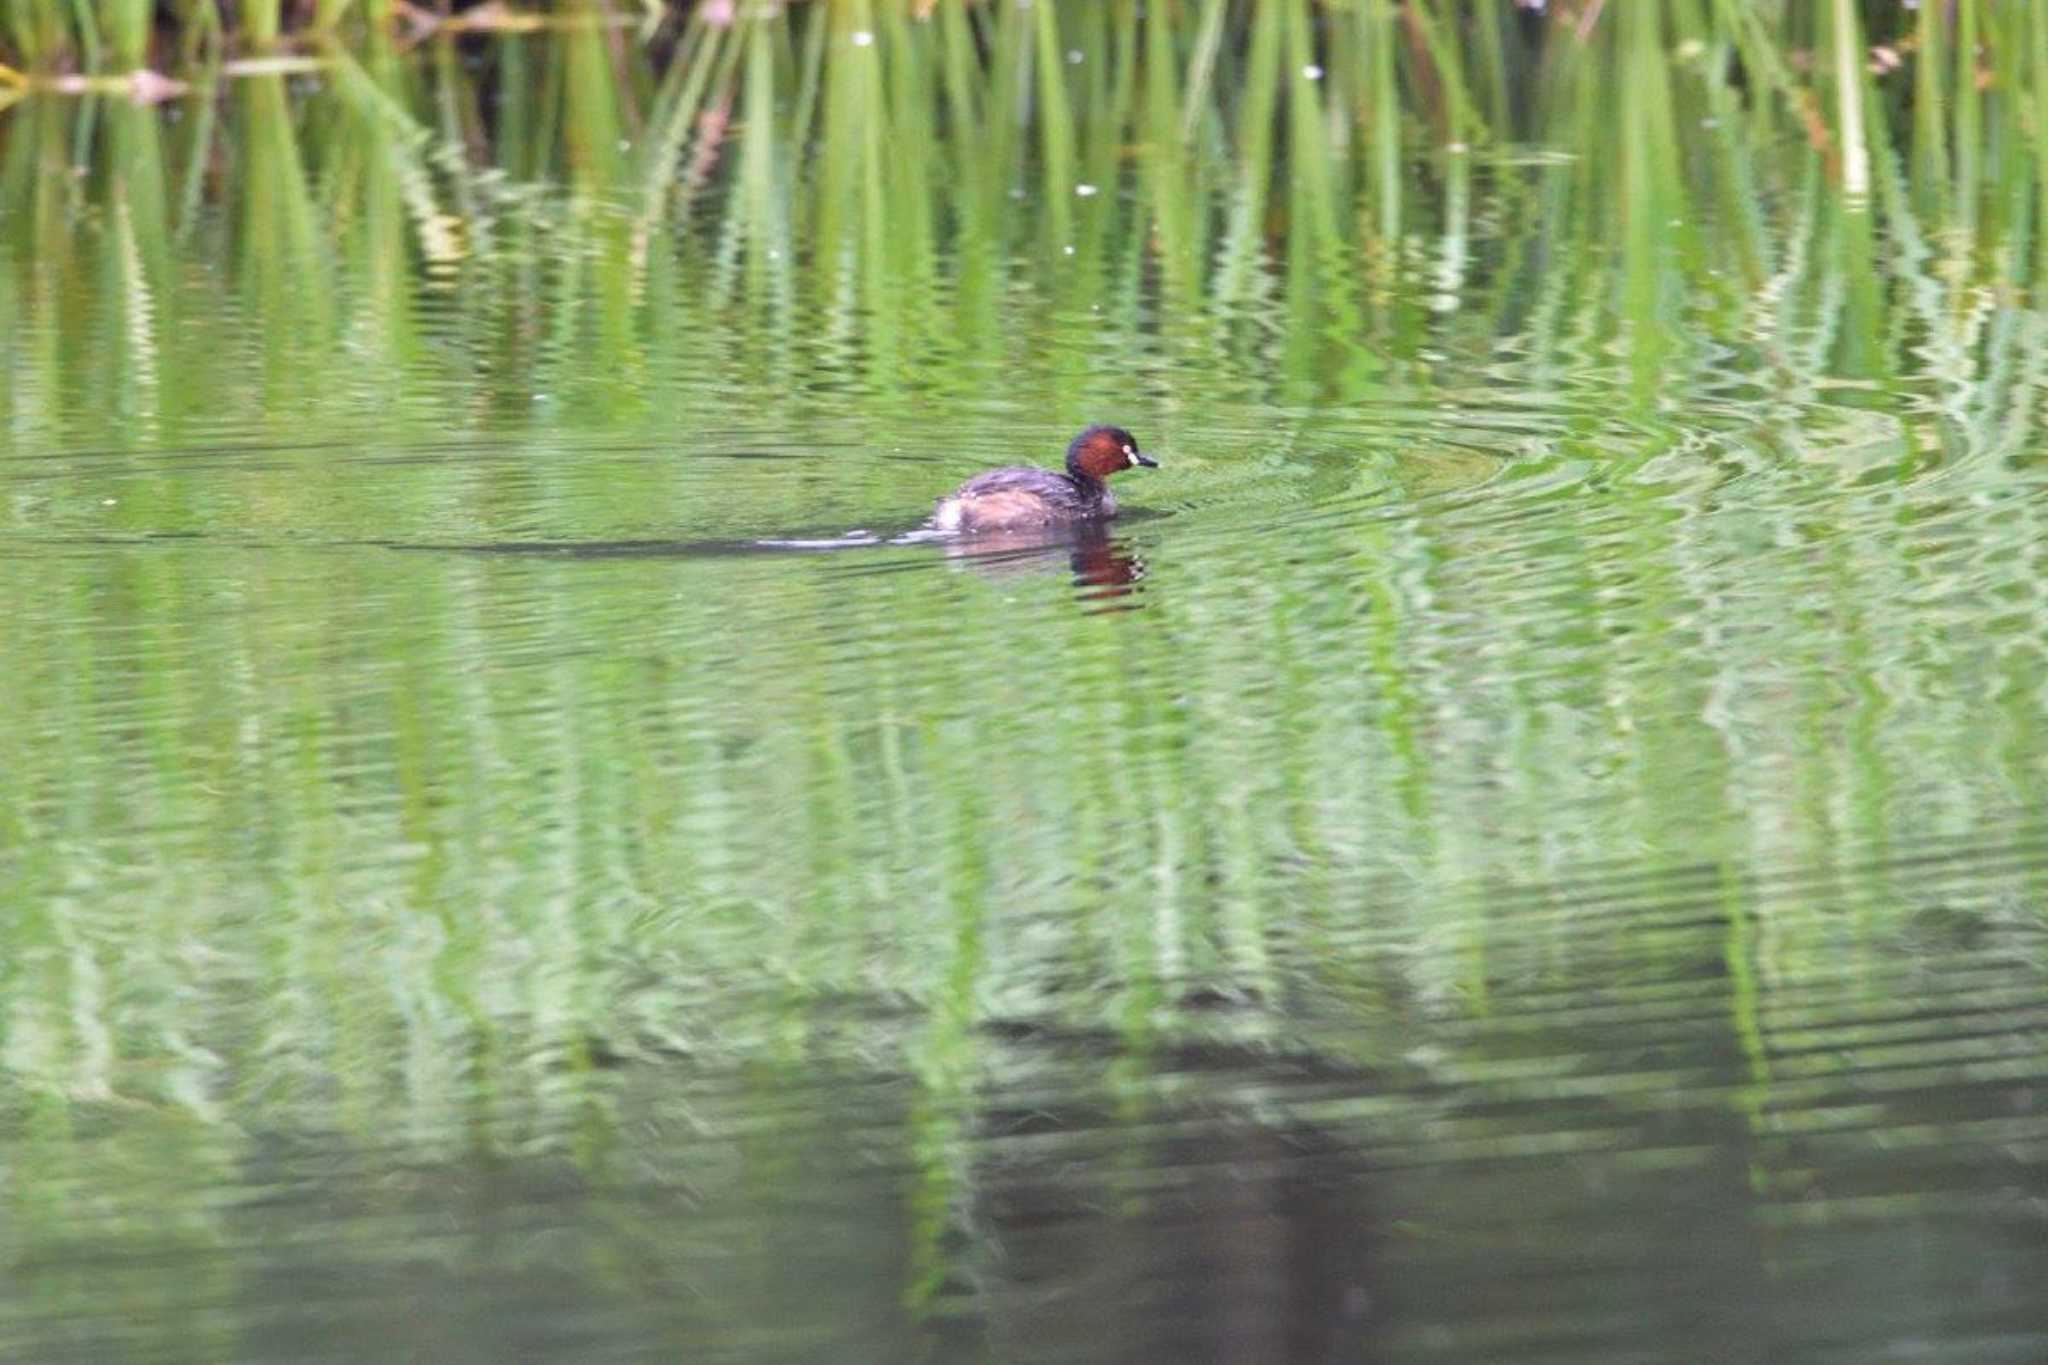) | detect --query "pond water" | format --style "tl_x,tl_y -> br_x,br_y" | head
4,13 -> 2048,1364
